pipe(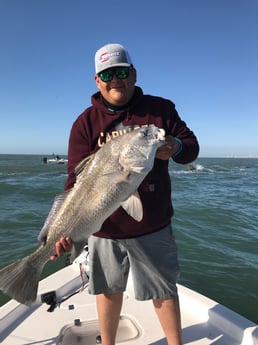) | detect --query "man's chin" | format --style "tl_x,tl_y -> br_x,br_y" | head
109,92 -> 128,105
